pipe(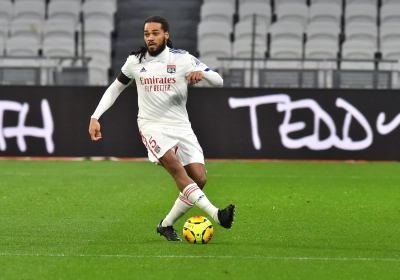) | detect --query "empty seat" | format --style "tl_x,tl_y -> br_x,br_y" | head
380,3 -> 400,25
270,43 -> 303,58
43,37 -> 75,57
233,37 -> 266,58
85,0 -> 116,13
88,59 -> 109,86
346,0 -> 377,4
380,22 -> 400,48
43,19 -> 76,41
305,42 -> 338,58
310,0 -> 341,5
13,0 -> 46,2
269,21 -> 304,48
274,0 -> 306,7
275,3 -> 308,28
239,0 -> 269,3
304,39 -> 338,68
381,47 -> 400,60
345,23 -> 377,47
309,3 -> 342,26
6,36 -> 40,56
379,21 -> 400,72
0,38 -> 5,56
200,2 -> 235,25
341,41 -> 377,69
0,19 -> 8,42
47,1 -> 81,25
198,37 -> 231,58
306,22 -> 340,45
51,0 -> 82,2
305,22 -> 339,68
84,37 -> 111,67
197,56 -> 223,71
204,0 -> 235,6
345,3 -> 377,25
239,2 -> 272,26
234,20 -> 268,42
197,21 -> 232,43
0,1 -> 13,23
267,43 -> 303,68
10,19 -> 42,42
13,1 -> 45,24
382,0 -> 400,3
84,19 -> 113,41
342,23 -> 377,68
268,21 -> 304,68
83,1 -> 115,31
